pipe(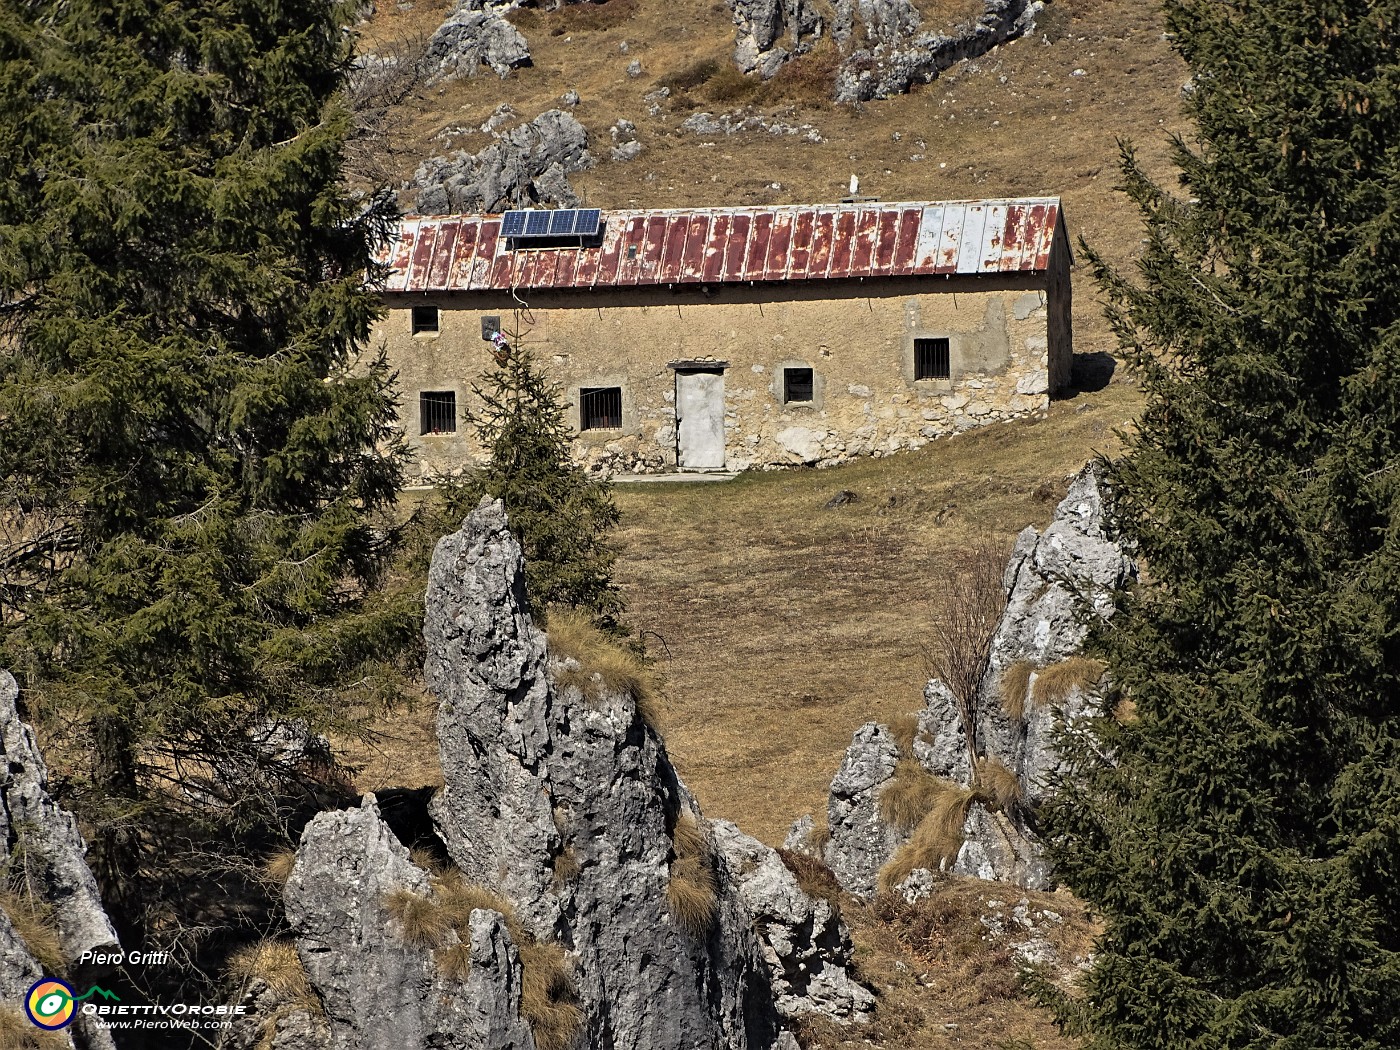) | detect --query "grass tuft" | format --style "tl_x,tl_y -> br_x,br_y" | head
263,848 -> 298,888
434,942 -> 474,984
666,811 -> 718,937
889,711 -> 920,758
0,887 -> 64,975
877,783 -> 976,893
0,1008 -> 68,1049
776,848 -> 844,914
973,757 -> 1022,812
385,887 -> 453,950
547,608 -> 663,729
1031,655 -> 1106,708
552,847 -> 580,888
999,660 -> 1036,722
227,939 -> 320,1012
519,940 -> 583,1050
878,759 -> 947,832
1114,697 -> 1139,724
